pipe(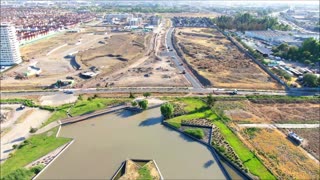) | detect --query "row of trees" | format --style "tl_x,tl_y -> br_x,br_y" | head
213,13 -> 291,31
272,38 -> 320,65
